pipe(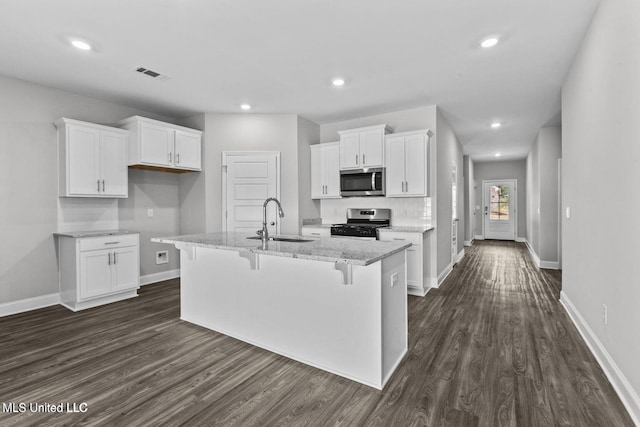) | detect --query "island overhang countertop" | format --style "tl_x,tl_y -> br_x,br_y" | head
152,232 -> 410,266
